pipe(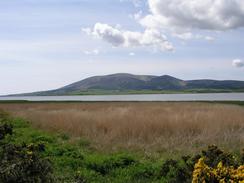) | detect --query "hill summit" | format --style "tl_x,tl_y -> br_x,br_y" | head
13,73 -> 244,96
